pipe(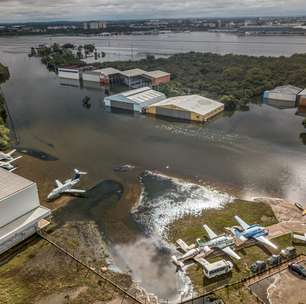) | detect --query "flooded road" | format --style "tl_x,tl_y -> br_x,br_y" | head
1,35 -> 306,299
